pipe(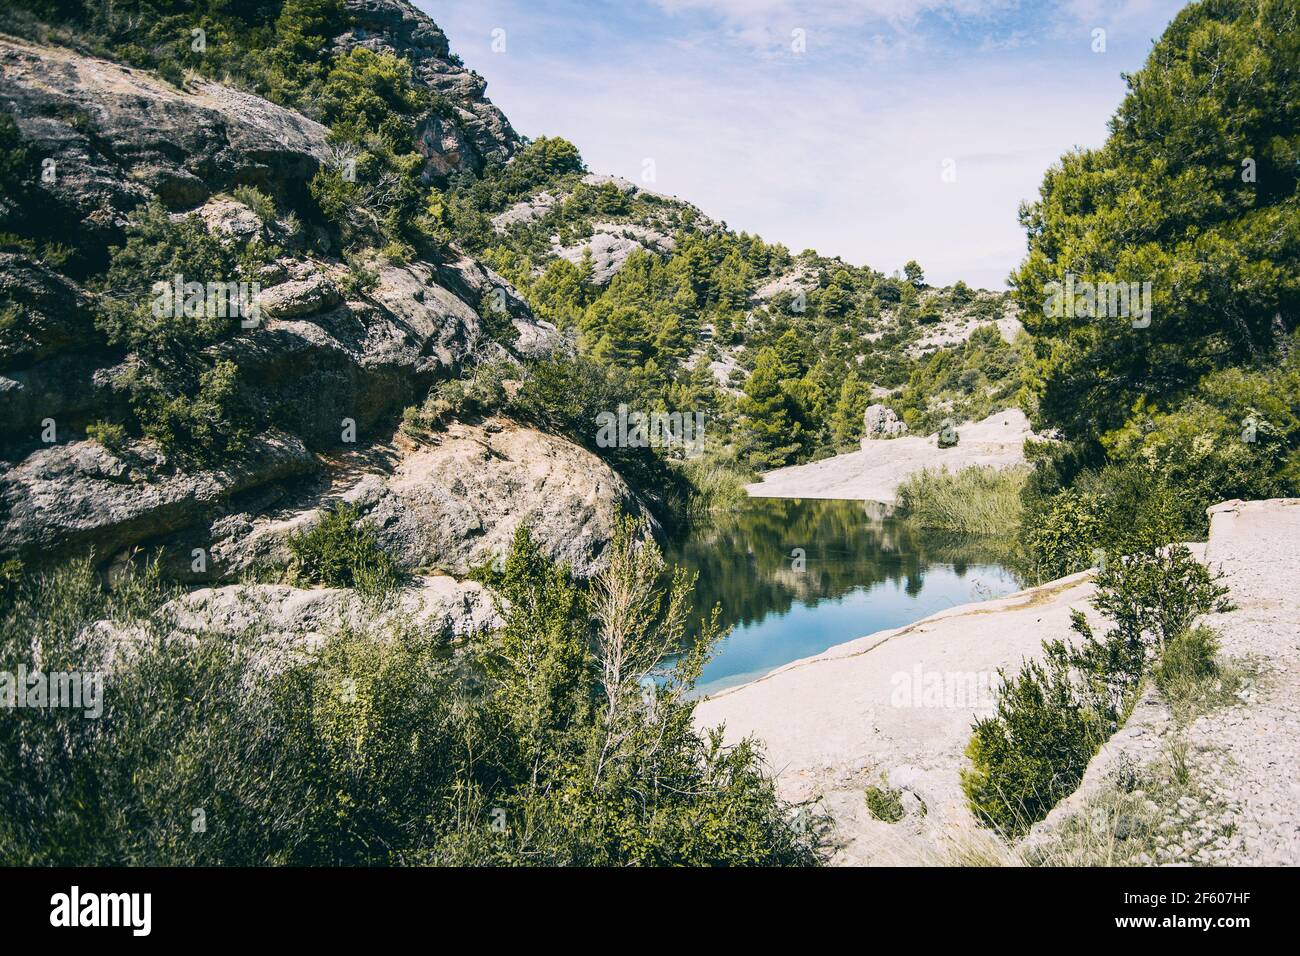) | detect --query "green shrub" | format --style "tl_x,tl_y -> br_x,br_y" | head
287,503 -> 400,599
401,361 -> 512,435
896,465 -> 1029,535
1,527 -> 822,866
963,541 -> 1231,836
84,421 -> 128,453
95,203 -> 274,463
232,185 -> 277,223
864,784 -> 906,823
1021,463 -> 1192,582
962,649 -> 1106,837
1087,544 -> 1233,654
